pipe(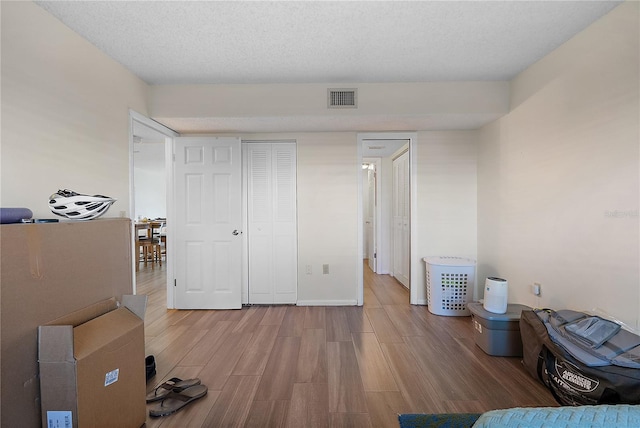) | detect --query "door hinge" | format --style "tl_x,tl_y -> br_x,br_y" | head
374,253 -> 377,258
174,279 -> 177,287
